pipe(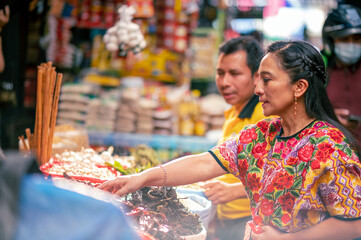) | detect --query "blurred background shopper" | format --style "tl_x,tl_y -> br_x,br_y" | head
322,3 -> 361,145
